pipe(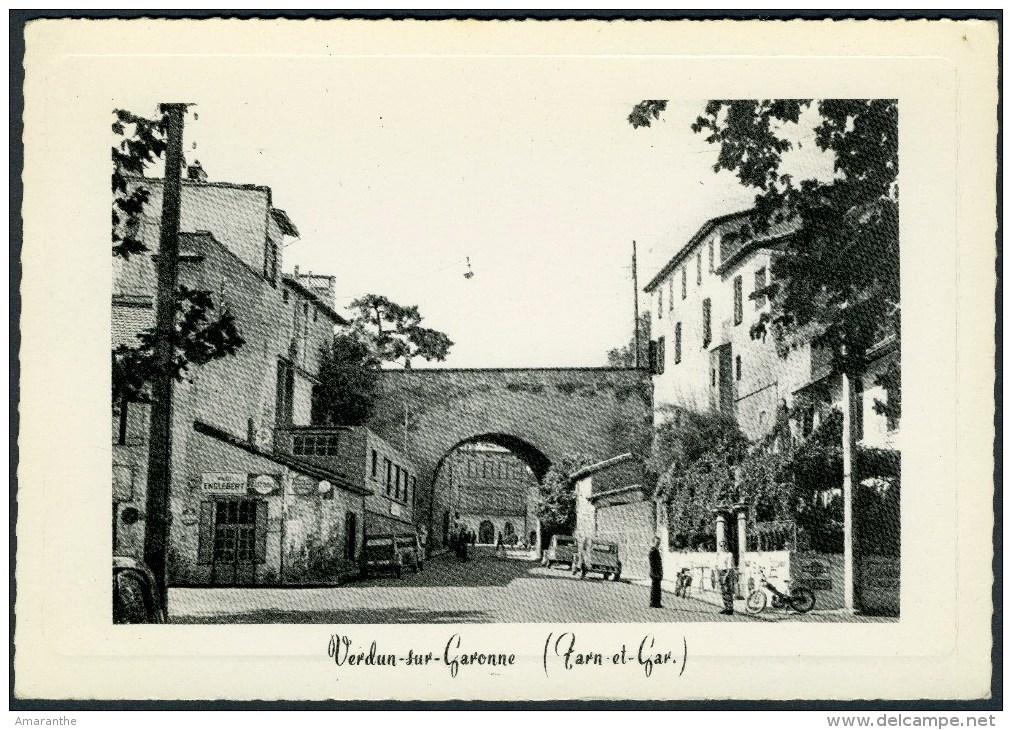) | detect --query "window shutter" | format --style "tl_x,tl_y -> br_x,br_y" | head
197,501 -> 215,564
648,340 -> 658,374
254,500 -> 269,564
